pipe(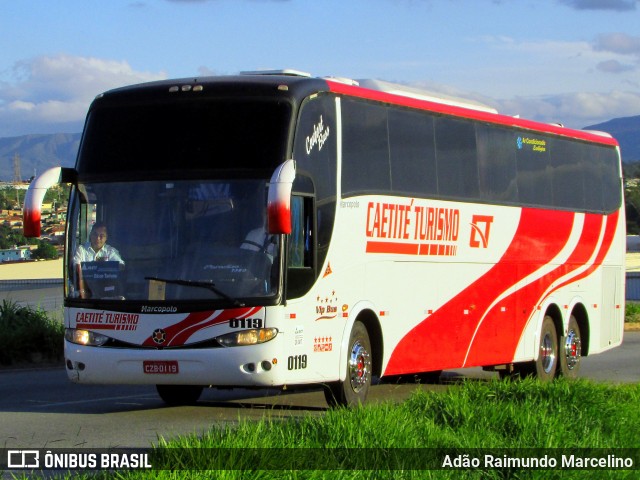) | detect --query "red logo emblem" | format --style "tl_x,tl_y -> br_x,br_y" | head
470,215 -> 494,248
152,328 -> 167,345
